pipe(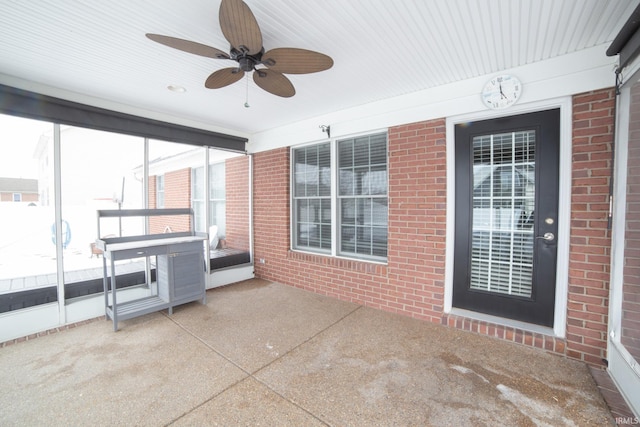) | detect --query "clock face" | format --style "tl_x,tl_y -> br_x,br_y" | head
481,75 -> 522,109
